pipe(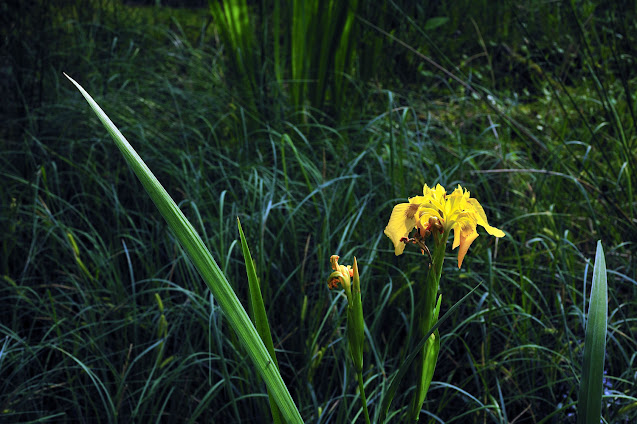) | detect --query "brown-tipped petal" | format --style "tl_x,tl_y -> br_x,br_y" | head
330,255 -> 340,271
